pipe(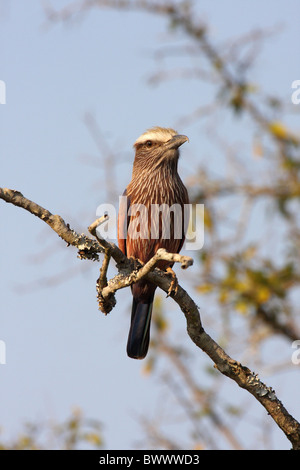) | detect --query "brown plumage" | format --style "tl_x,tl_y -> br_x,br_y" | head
118,127 -> 189,359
